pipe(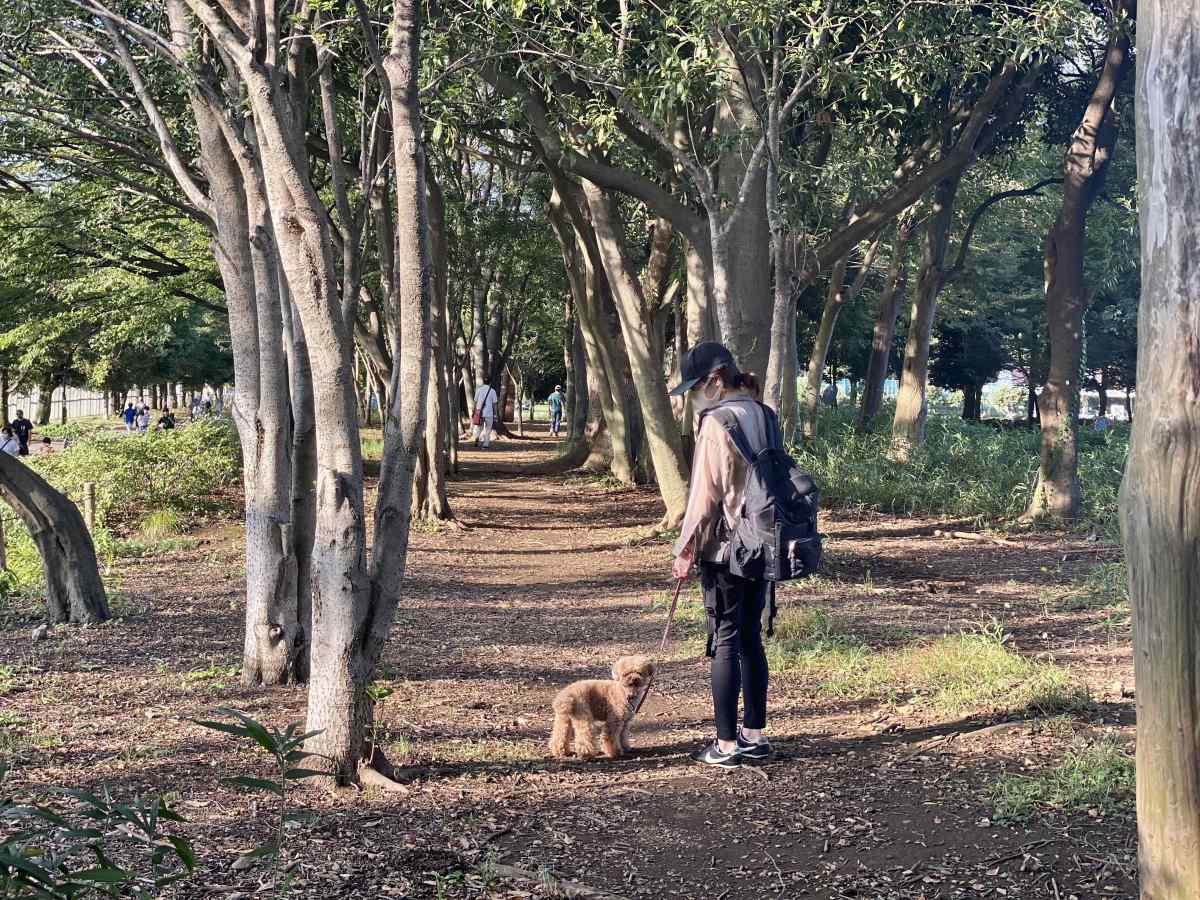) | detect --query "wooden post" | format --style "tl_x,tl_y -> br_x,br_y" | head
83,482 -> 96,533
